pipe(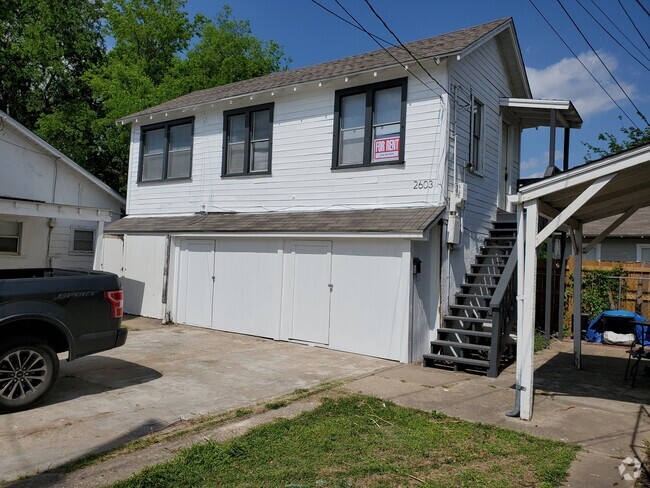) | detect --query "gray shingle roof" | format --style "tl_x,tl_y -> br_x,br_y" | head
120,18 -> 510,122
584,207 -> 650,237
105,206 -> 445,234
